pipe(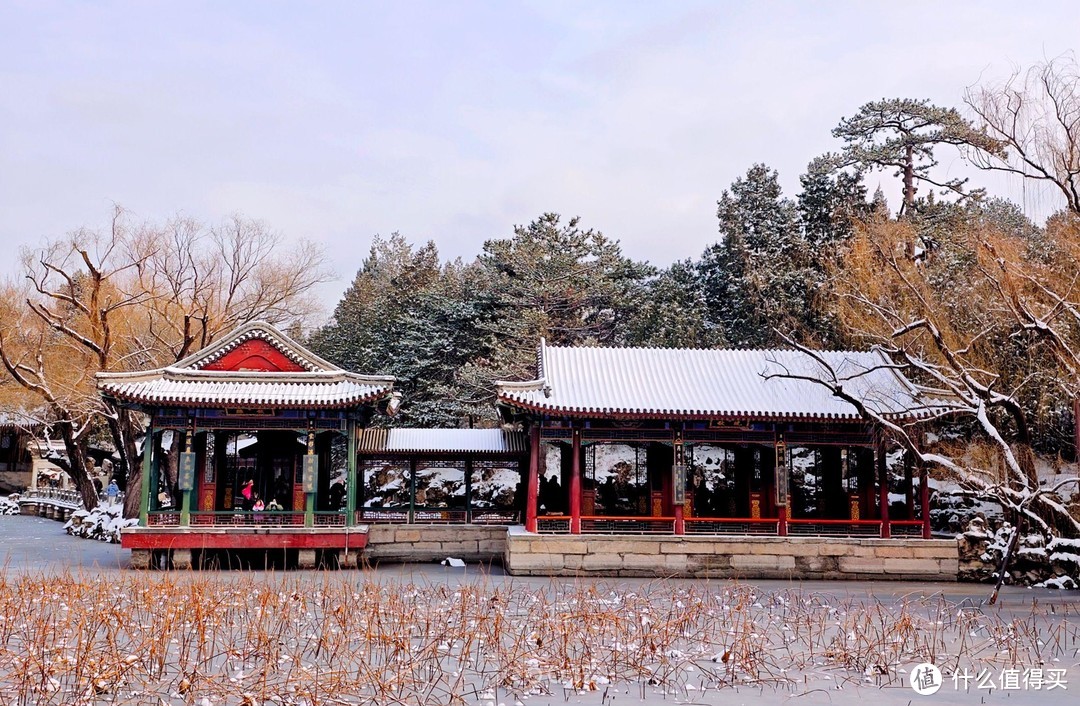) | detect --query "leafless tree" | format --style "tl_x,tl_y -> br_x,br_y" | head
0,207 -> 330,515
965,56 -> 1080,214
774,216 -> 1080,600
